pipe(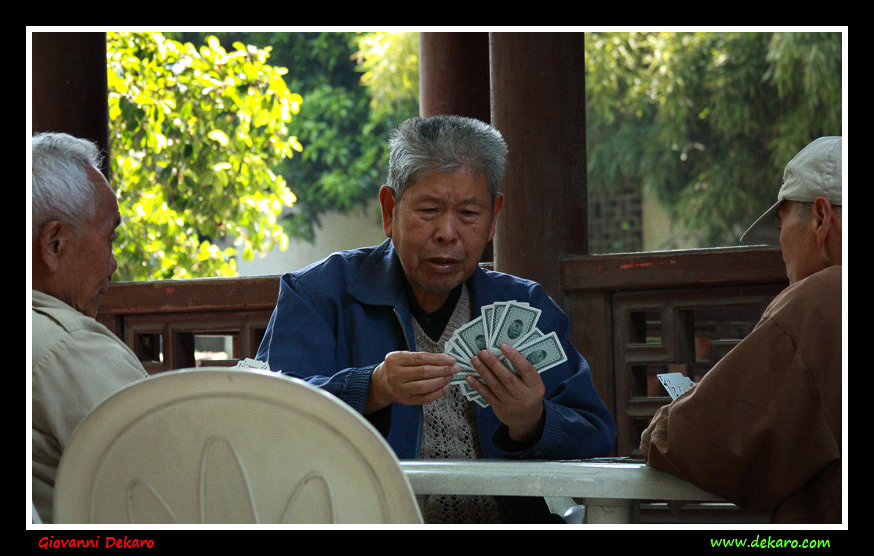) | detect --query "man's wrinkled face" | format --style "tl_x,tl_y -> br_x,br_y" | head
58,168 -> 121,317
380,169 -> 502,313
